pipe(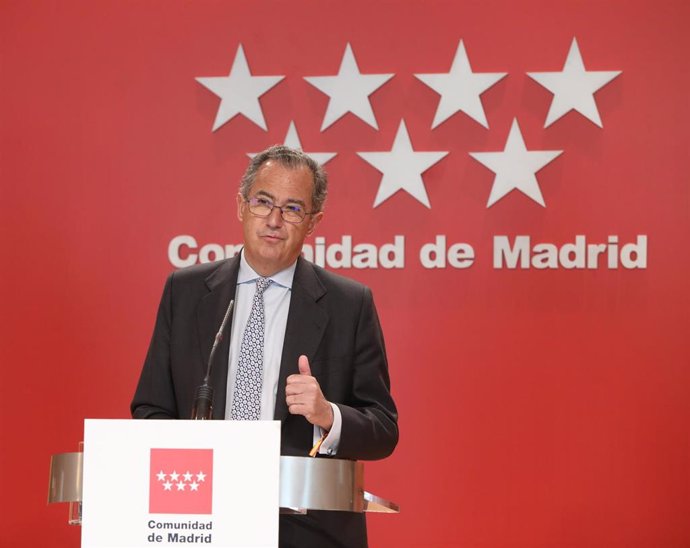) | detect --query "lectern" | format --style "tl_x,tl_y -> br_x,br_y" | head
49,419 -> 398,547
